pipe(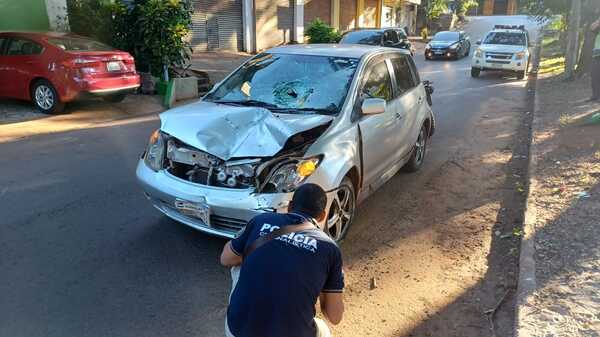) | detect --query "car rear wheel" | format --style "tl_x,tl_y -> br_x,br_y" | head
403,124 -> 428,173
326,177 -> 356,243
471,68 -> 481,78
31,80 -> 64,114
103,93 -> 127,103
